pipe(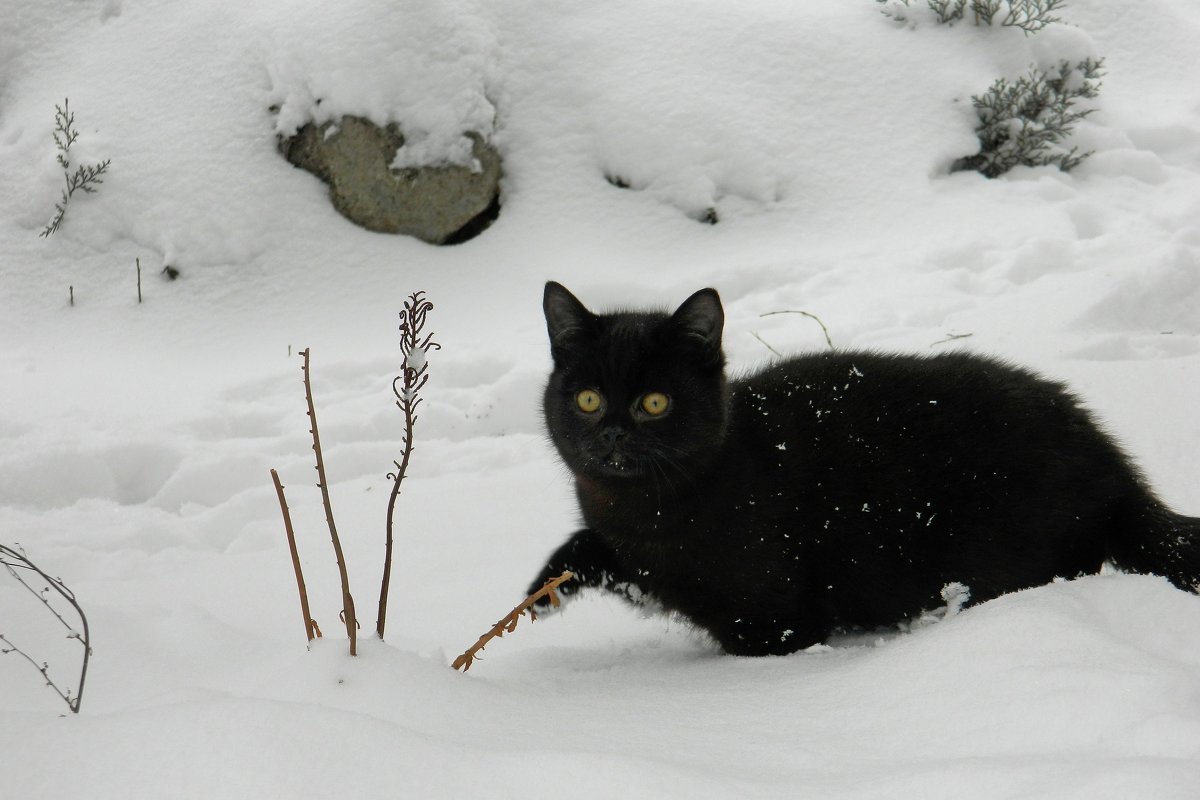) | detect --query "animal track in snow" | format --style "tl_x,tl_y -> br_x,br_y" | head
0,441 -> 183,510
